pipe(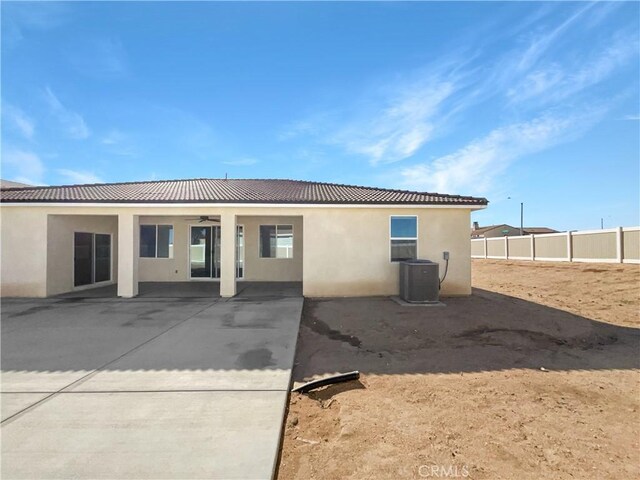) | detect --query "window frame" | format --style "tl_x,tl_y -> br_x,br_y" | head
259,224 -> 294,259
139,224 -> 174,259
389,215 -> 419,263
